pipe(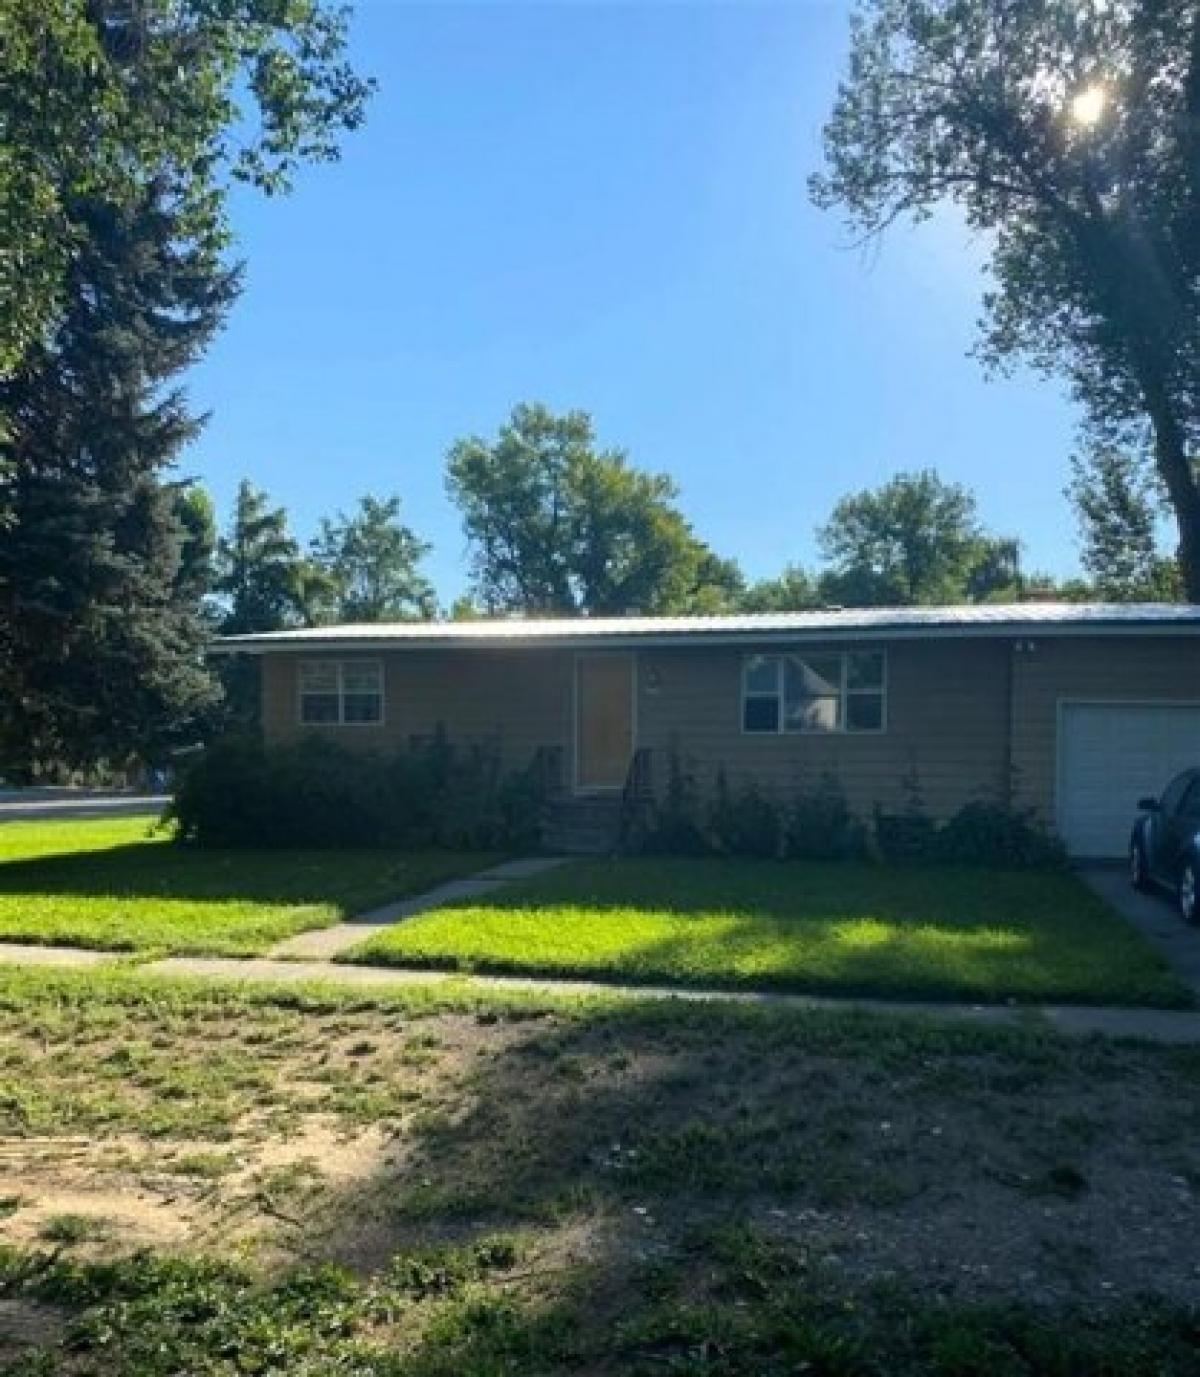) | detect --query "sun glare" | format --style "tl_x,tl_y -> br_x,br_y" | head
1070,84 -> 1107,127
